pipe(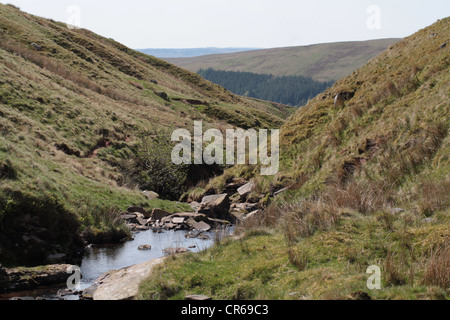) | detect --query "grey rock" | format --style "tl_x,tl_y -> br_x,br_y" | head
93,258 -> 166,300
192,220 -> 211,232
143,190 -> 159,200
172,217 -> 186,224
138,245 -> 152,251
237,181 -> 256,197
198,194 -> 232,221
136,217 -> 149,226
